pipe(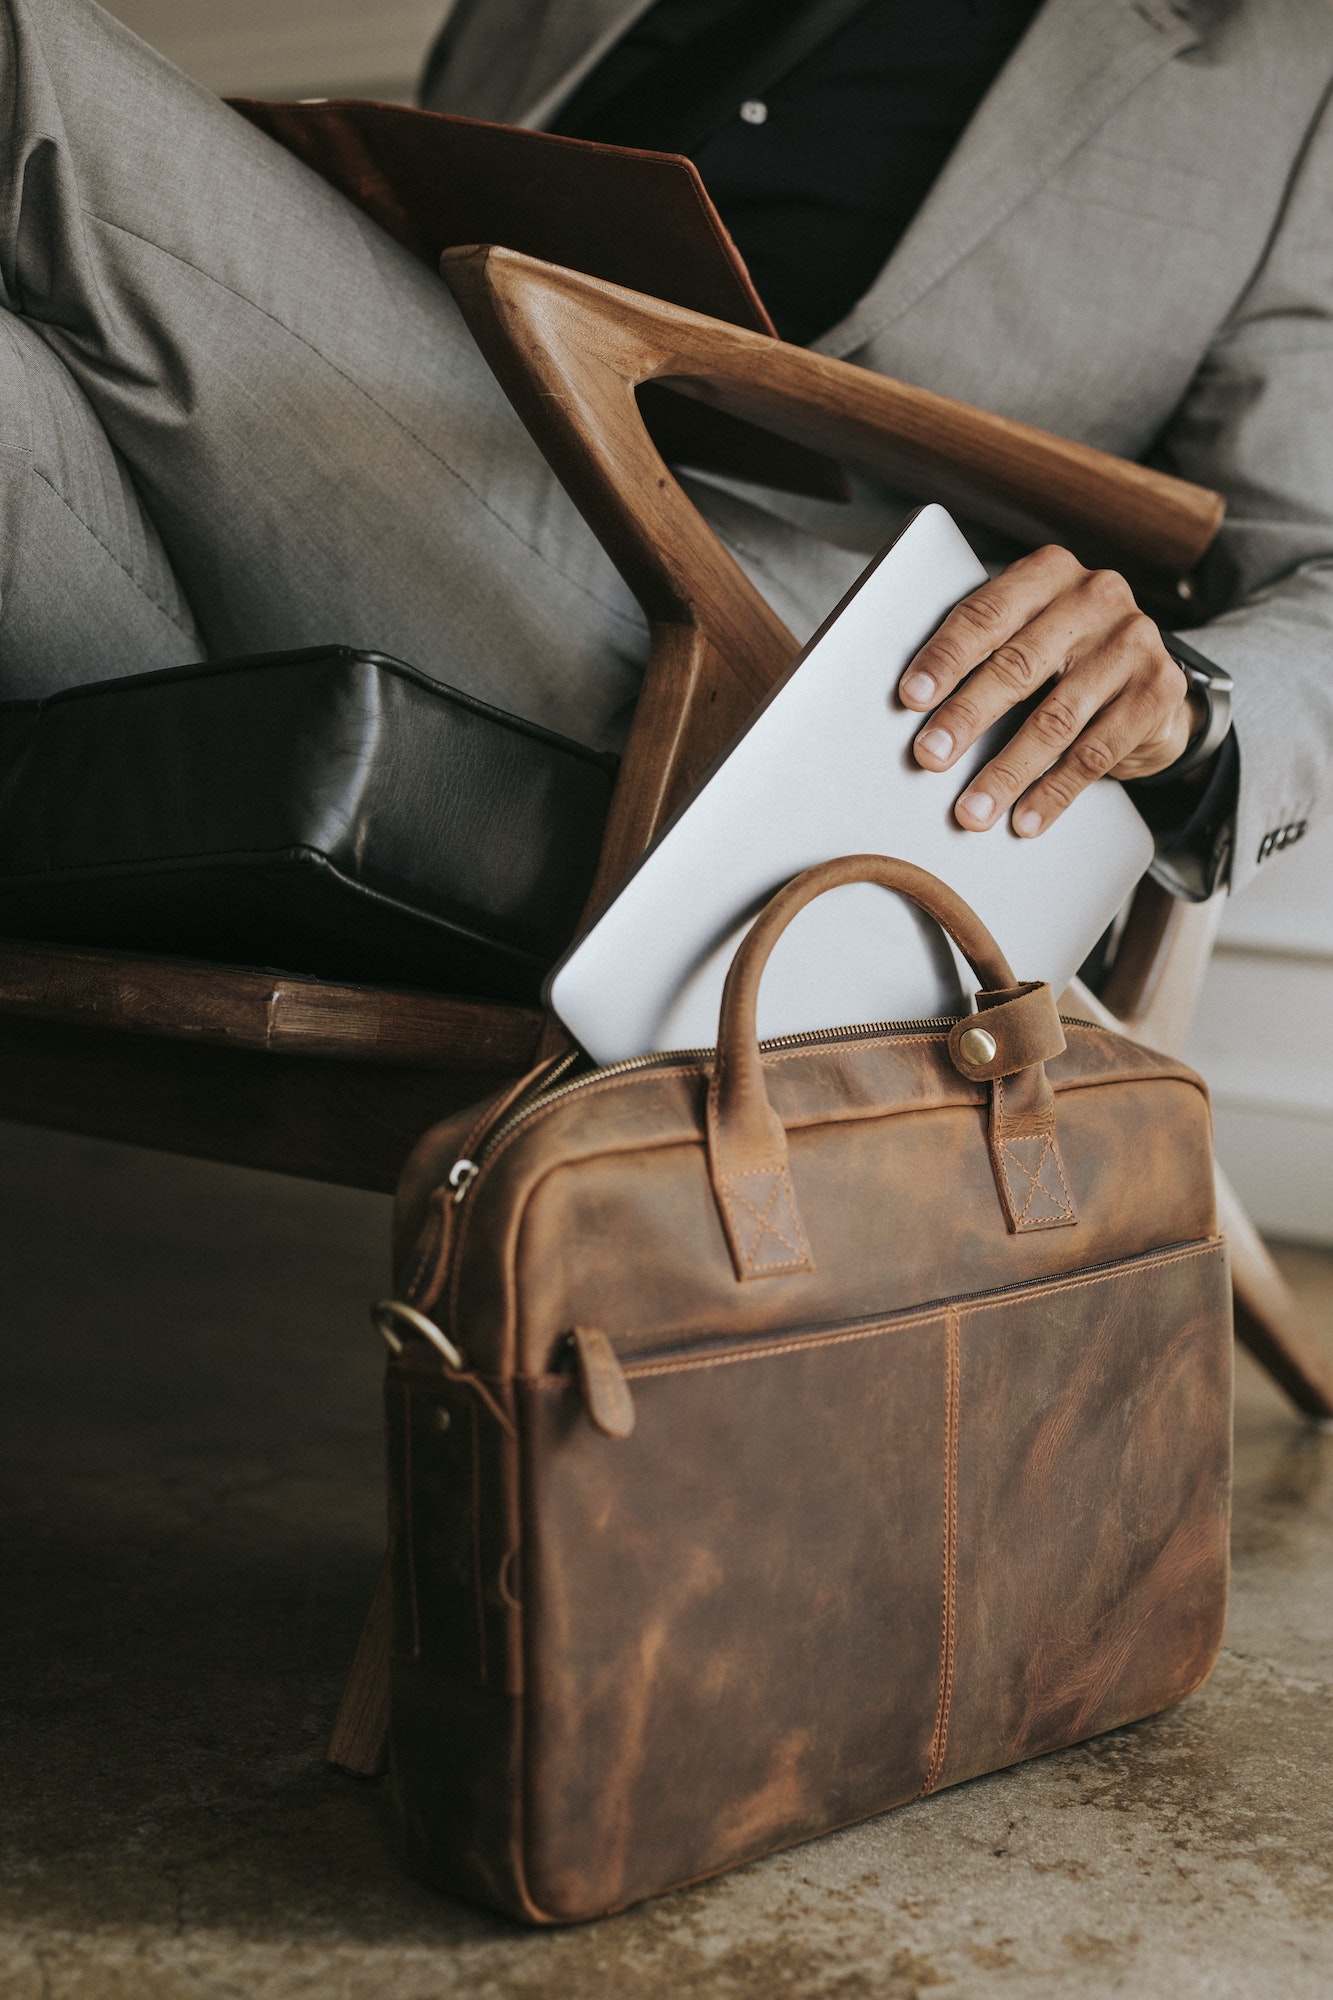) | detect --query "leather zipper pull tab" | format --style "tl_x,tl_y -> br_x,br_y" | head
571,1327 -> 636,1439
